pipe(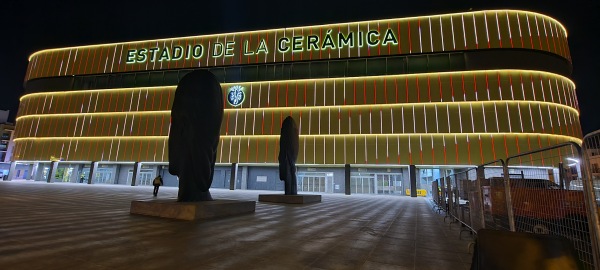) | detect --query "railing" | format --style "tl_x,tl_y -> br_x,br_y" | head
431,141 -> 600,269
